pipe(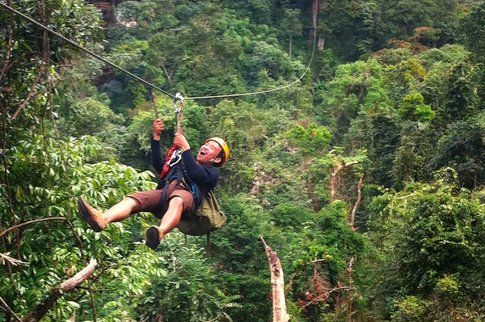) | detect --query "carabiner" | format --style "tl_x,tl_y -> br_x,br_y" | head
169,149 -> 182,167
173,92 -> 185,113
